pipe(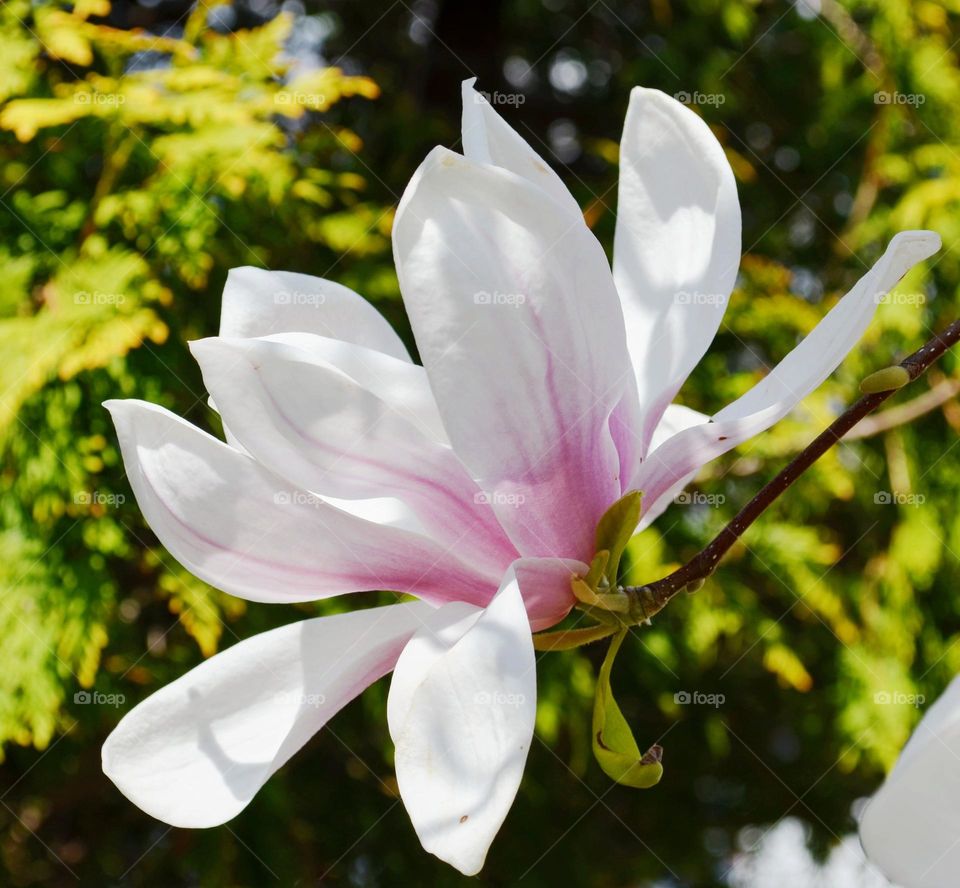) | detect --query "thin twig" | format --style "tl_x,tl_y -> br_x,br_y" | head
623,318 -> 960,621
845,376 -> 960,439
